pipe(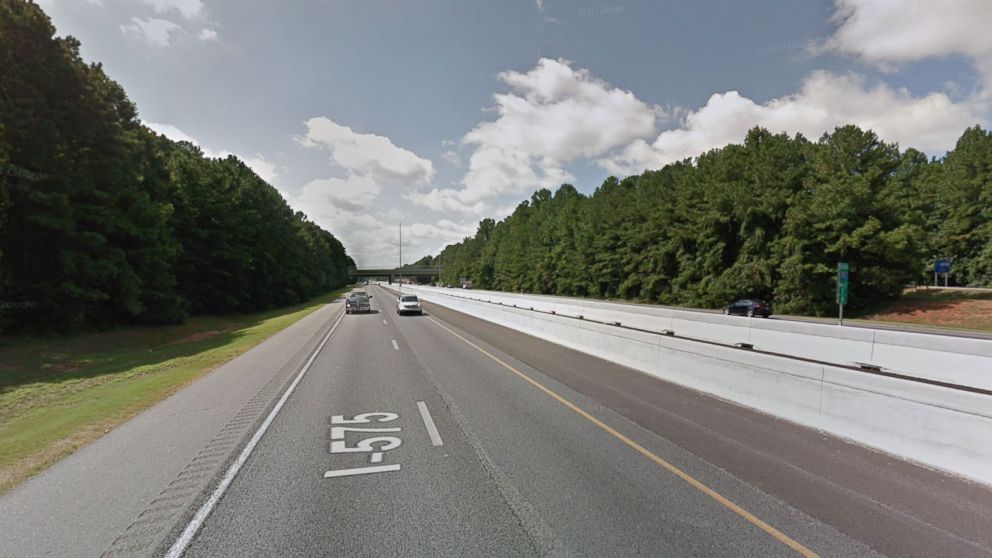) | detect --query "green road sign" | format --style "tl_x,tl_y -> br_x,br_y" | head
837,262 -> 849,305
